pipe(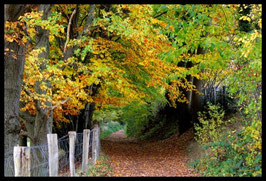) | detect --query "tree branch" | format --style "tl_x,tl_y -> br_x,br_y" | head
23,87 -> 33,97
63,8 -> 77,55
22,87 -> 42,112
153,11 -> 167,18
79,14 -> 88,27
62,4 -> 96,66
